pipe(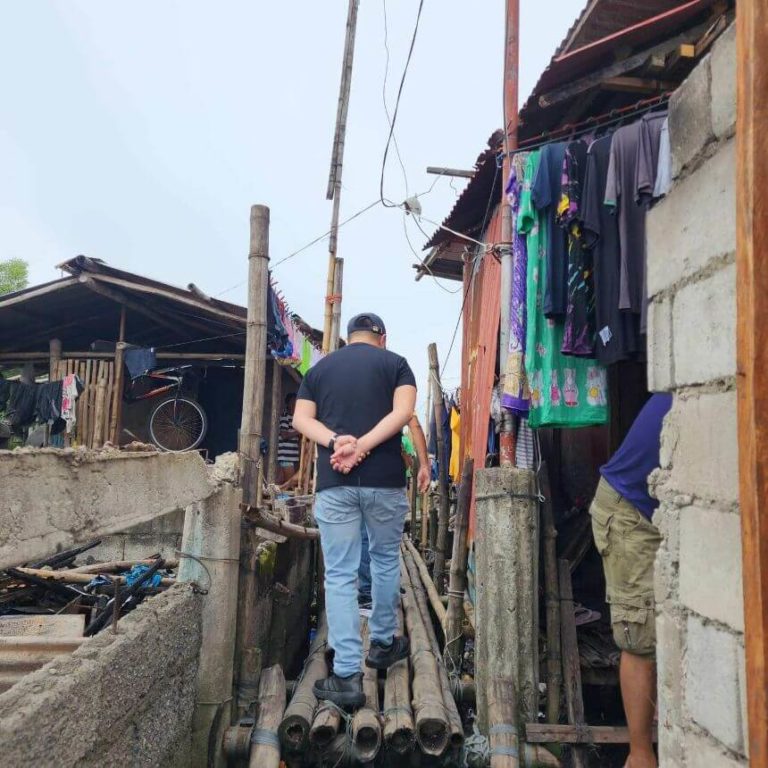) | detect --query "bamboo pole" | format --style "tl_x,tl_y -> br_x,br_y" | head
351,620 -> 382,763
110,307 -> 126,445
267,359 -> 282,485
72,559 -> 179,573
328,257 -> 344,352
279,614 -> 330,756
539,462 -> 562,725
234,205 -> 271,716
558,559 -> 588,768
12,566 -> 174,587
248,665 -> 286,768
402,546 -> 464,752
242,505 -> 320,541
428,343 -> 450,591
383,606 -> 415,755
445,457 -> 473,670
309,703 -> 342,751
323,0 -> 359,352
93,370 -> 108,449
403,535 -> 446,628
399,560 -> 449,756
